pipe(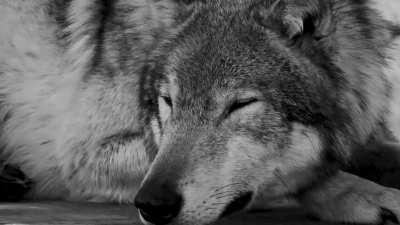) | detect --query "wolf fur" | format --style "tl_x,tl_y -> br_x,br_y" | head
137,0 -> 400,224
0,0 -> 179,202
1,0 -> 400,225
